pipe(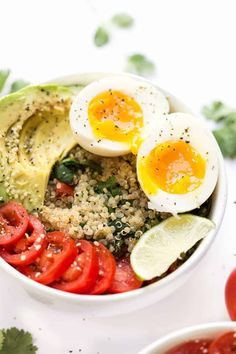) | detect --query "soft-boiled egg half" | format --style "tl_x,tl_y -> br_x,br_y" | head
70,76 -> 169,156
137,113 -> 219,214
